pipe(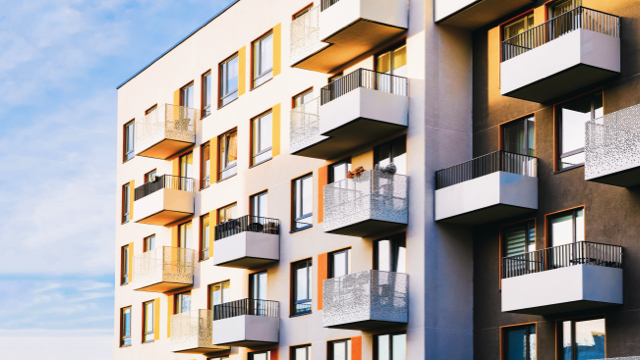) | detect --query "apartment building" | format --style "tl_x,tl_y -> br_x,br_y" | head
115,0 -> 639,360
